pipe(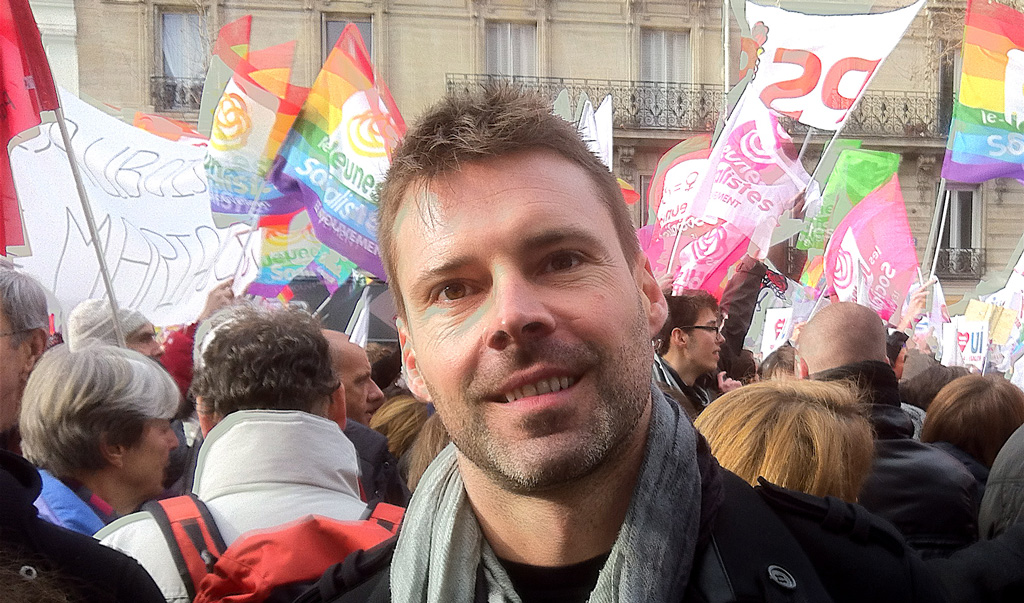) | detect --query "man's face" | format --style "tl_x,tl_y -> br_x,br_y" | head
682,308 -> 723,376
126,322 -> 163,360
339,341 -> 385,425
0,310 -> 38,431
394,150 -> 666,492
